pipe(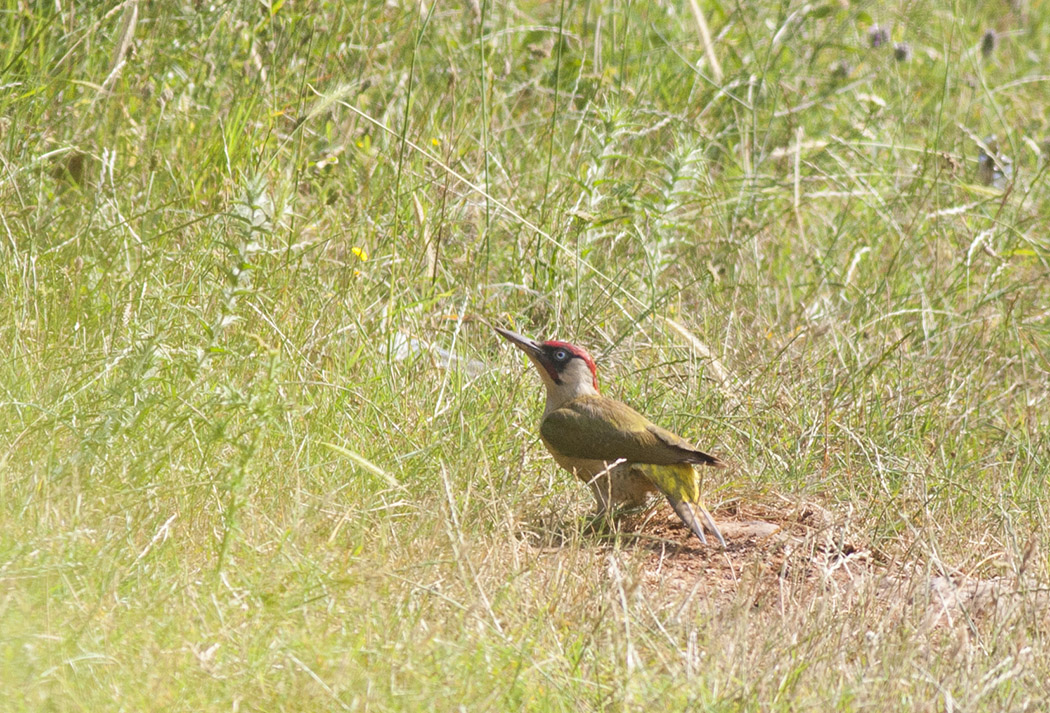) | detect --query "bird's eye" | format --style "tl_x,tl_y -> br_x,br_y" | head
553,349 -> 569,361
